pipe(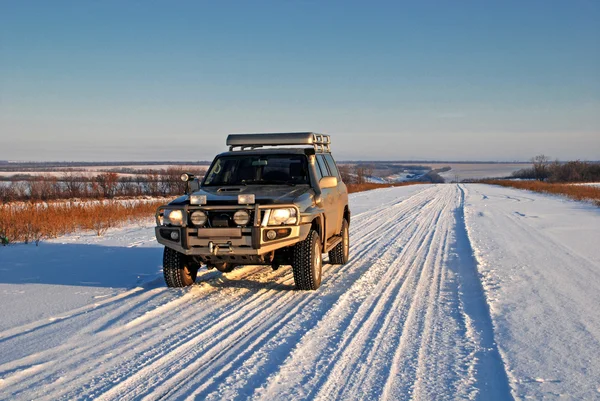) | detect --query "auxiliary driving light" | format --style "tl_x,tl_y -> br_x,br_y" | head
190,195 -> 207,205
266,230 -> 277,240
238,194 -> 255,205
190,211 -> 207,226
170,231 -> 180,241
233,210 -> 250,226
